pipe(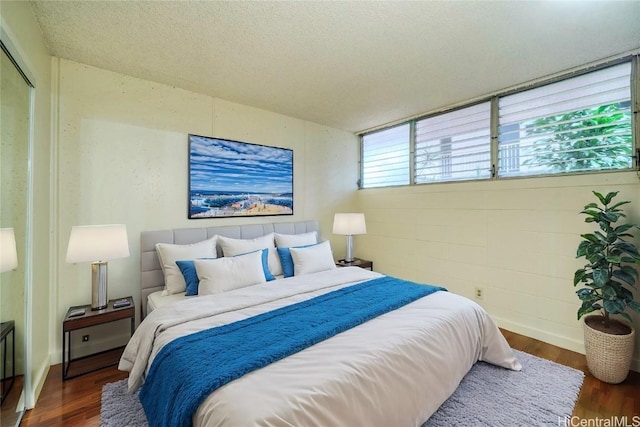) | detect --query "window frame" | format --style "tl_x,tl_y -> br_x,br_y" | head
359,55 -> 639,189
